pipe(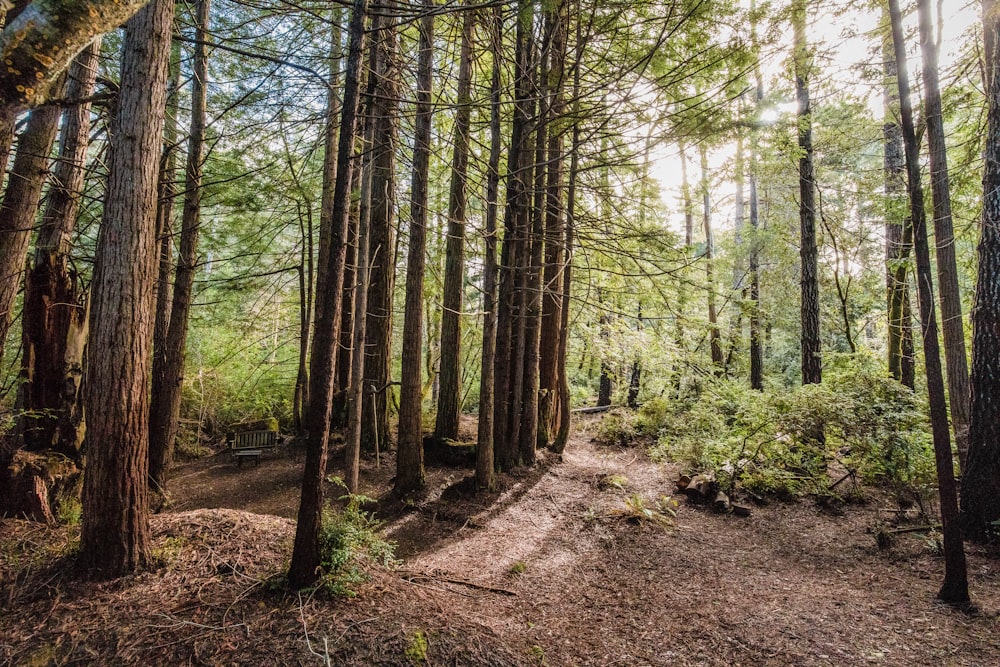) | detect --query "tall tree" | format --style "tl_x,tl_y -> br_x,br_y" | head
916,0 -> 970,463
435,4 -> 475,442
960,0 -> 1000,544
396,1 -> 434,496
476,0 -> 504,490
888,0 -> 969,607
78,0 -> 174,578
0,104 -> 61,372
288,0 -> 367,589
361,7 -> 399,456
882,11 -> 915,390
793,0 -> 821,386
748,0 -> 764,391
18,43 -> 100,459
148,0 -> 211,496
700,143 -> 724,371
